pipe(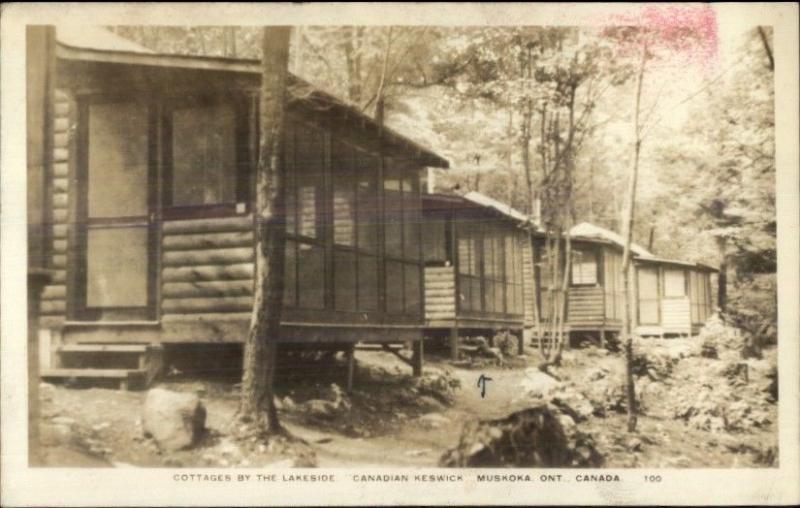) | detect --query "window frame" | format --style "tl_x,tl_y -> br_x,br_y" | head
161,94 -> 251,221
570,247 -> 599,287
